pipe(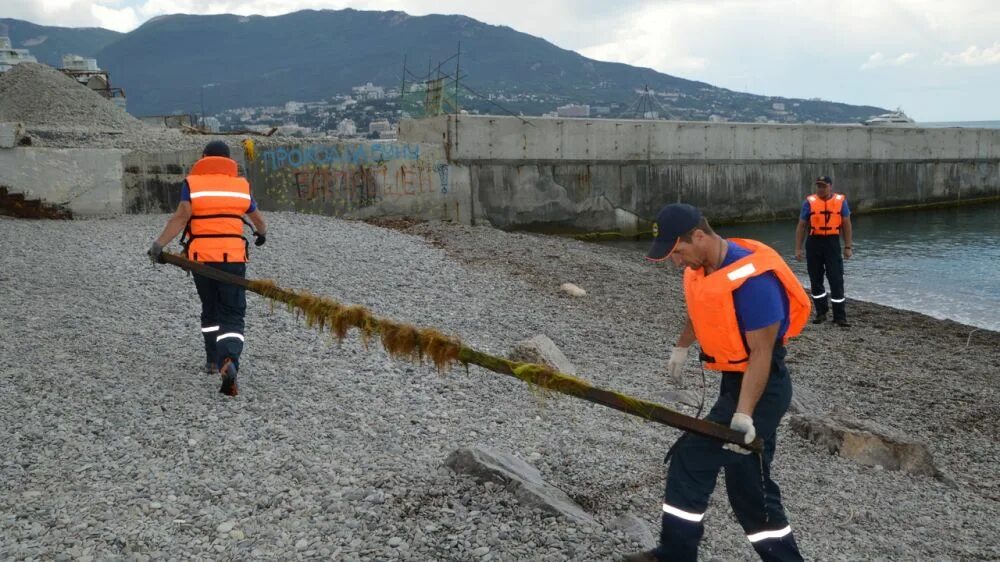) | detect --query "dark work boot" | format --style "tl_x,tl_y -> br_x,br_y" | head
834,318 -> 851,328
620,549 -> 660,562
205,361 -> 217,375
812,314 -> 827,325
219,358 -> 239,396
